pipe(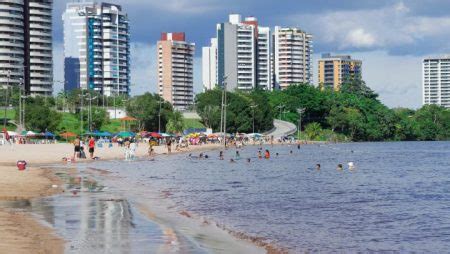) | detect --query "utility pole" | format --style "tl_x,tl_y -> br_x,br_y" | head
276,104 -> 284,120
80,89 -> 84,134
297,108 -> 305,140
250,104 -> 258,133
221,76 -> 228,148
3,71 -> 10,129
158,97 -> 162,133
